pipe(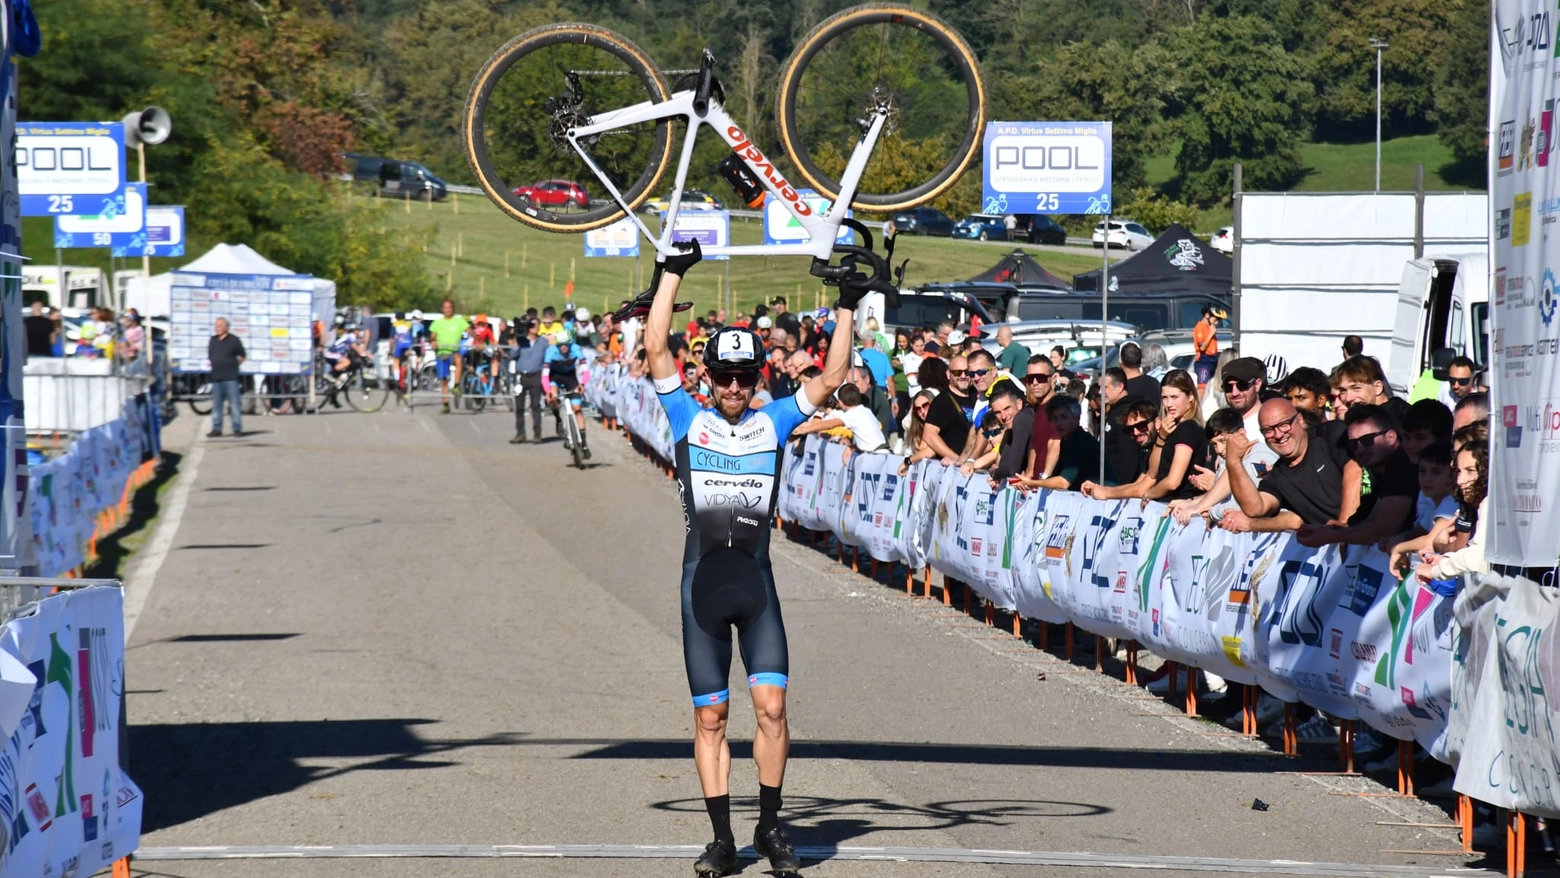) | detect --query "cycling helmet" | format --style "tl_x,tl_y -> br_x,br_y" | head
702,326 -> 765,372
574,307 -> 590,322
552,330 -> 574,346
